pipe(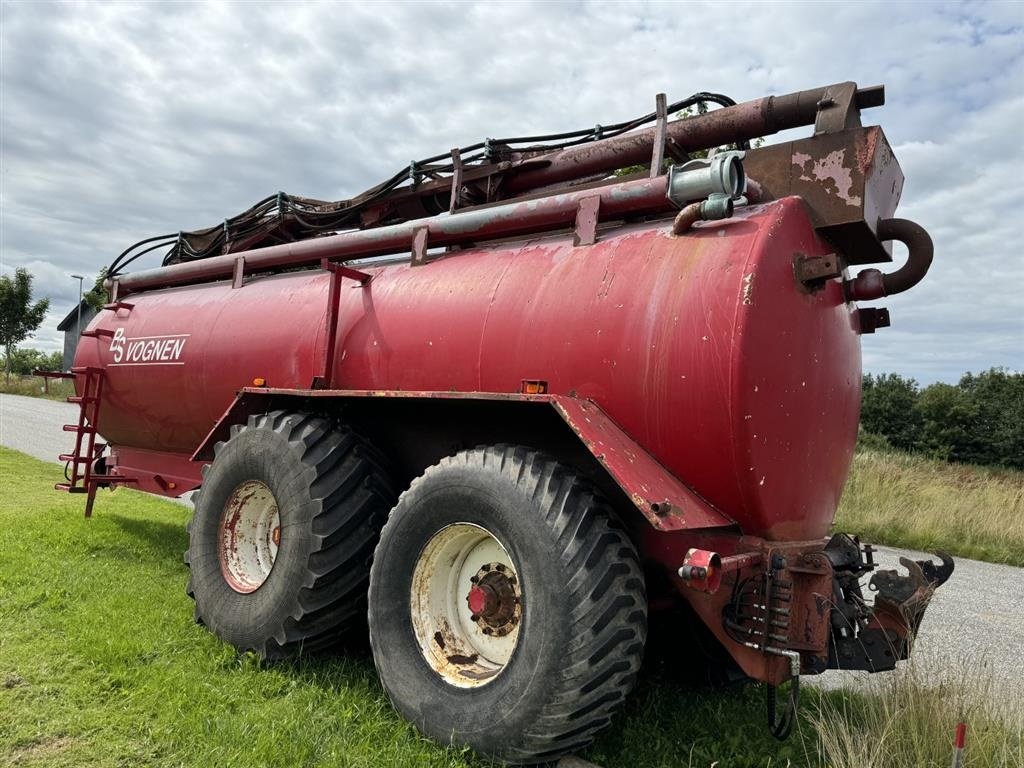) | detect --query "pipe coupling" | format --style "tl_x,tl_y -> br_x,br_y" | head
666,151 -> 746,207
